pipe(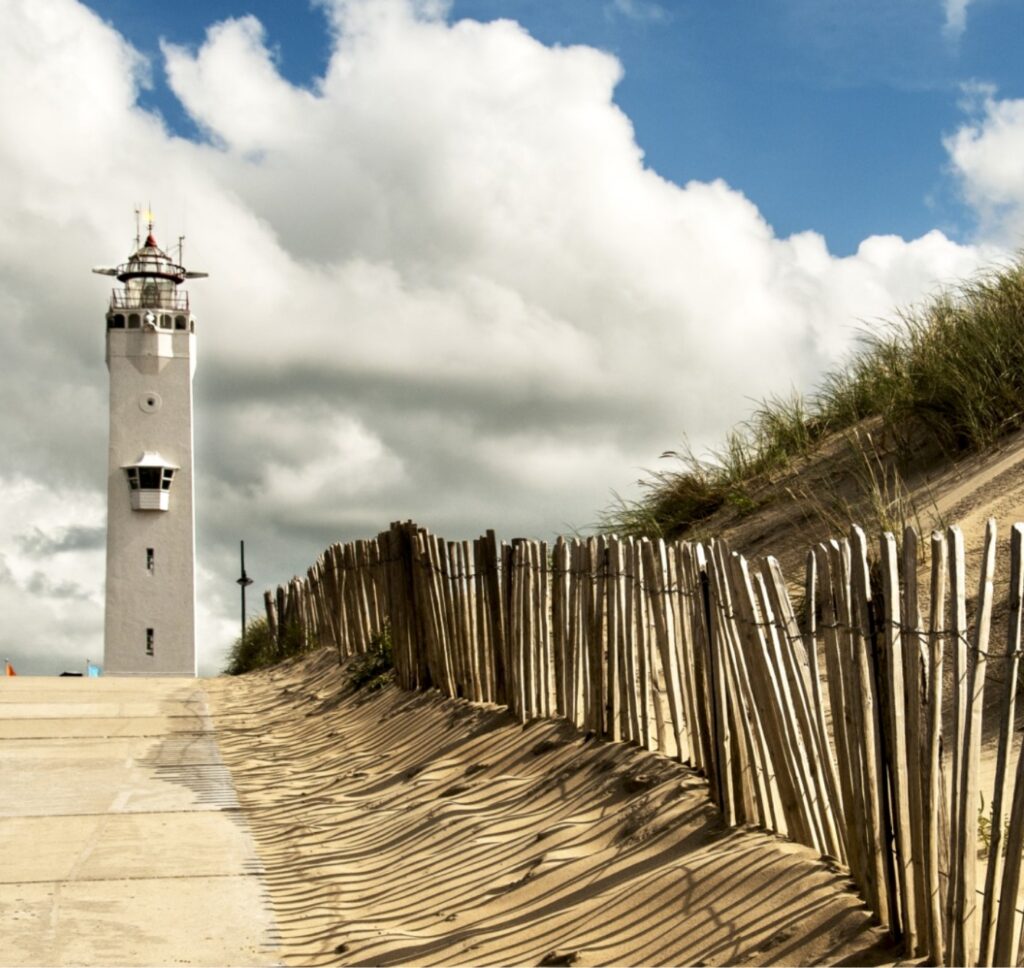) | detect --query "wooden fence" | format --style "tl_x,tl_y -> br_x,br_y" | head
264,518 -> 1024,967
